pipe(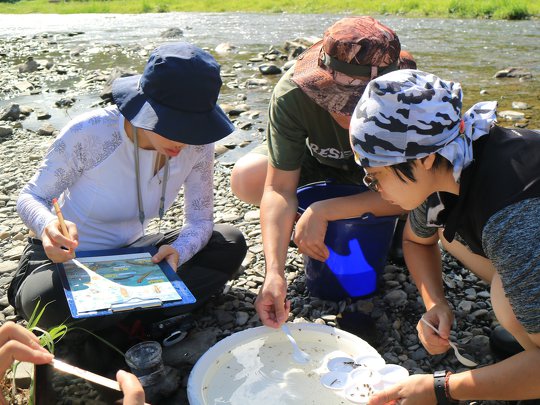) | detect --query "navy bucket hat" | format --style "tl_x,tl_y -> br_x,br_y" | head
112,42 -> 234,145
